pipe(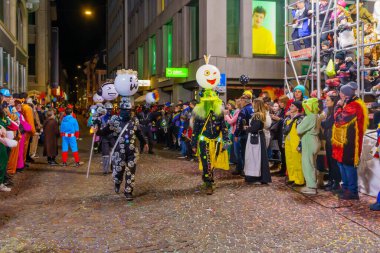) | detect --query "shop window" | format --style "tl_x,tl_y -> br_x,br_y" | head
163,21 -> 173,69
28,44 -> 36,75
227,0 -> 240,56
138,46 -> 144,79
189,1 -> 199,61
149,35 -> 156,75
